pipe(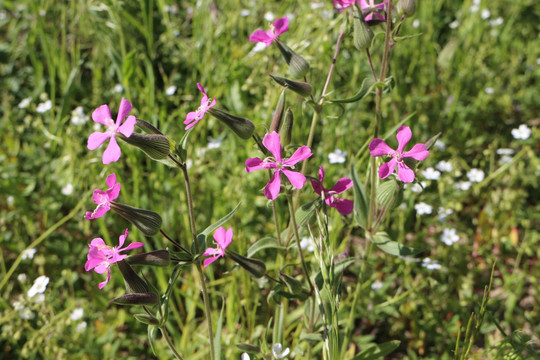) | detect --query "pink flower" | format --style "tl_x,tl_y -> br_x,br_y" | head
333,0 -> 389,21
184,83 -> 216,130
203,227 -> 233,268
311,167 -> 353,215
85,229 -> 144,289
87,98 -> 137,164
245,131 -> 312,200
84,173 -> 120,220
249,16 -> 289,47
368,126 -> 429,183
